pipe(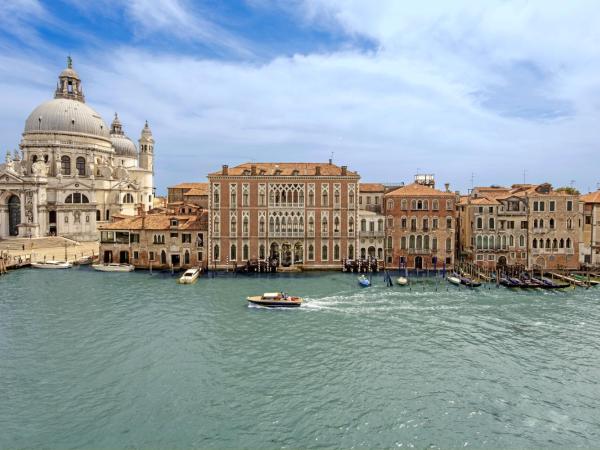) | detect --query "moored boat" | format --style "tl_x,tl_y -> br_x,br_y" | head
456,273 -> 481,288
178,267 -> 201,284
31,260 -> 72,269
447,275 -> 461,286
358,275 -> 371,287
75,255 -> 94,265
396,276 -> 408,286
92,263 -> 135,272
247,292 -> 302,308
